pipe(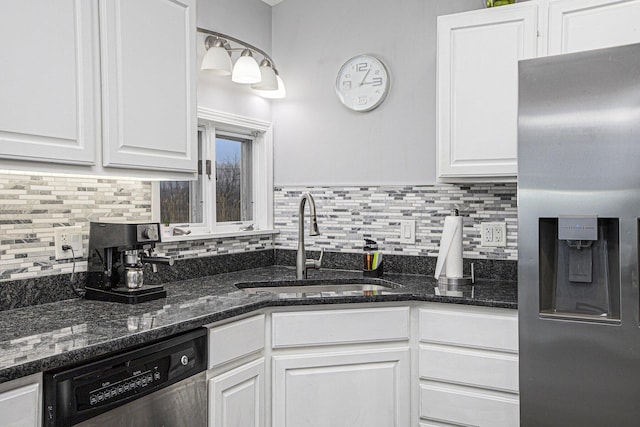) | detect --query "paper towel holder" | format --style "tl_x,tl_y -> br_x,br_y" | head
437,263 -> 475,287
